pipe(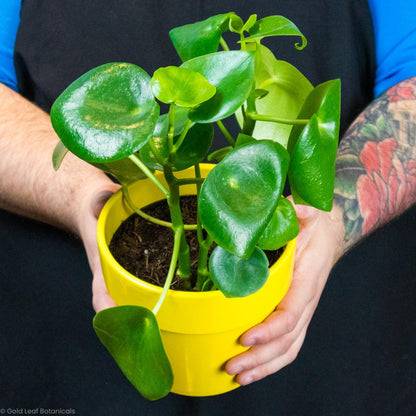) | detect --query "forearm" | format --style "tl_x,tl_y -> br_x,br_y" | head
334,76 -> 416,254
0,82 -> 115,235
